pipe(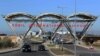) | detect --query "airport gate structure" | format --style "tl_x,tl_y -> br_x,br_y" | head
4,12 -> 97,43
3,12 -> 97,56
